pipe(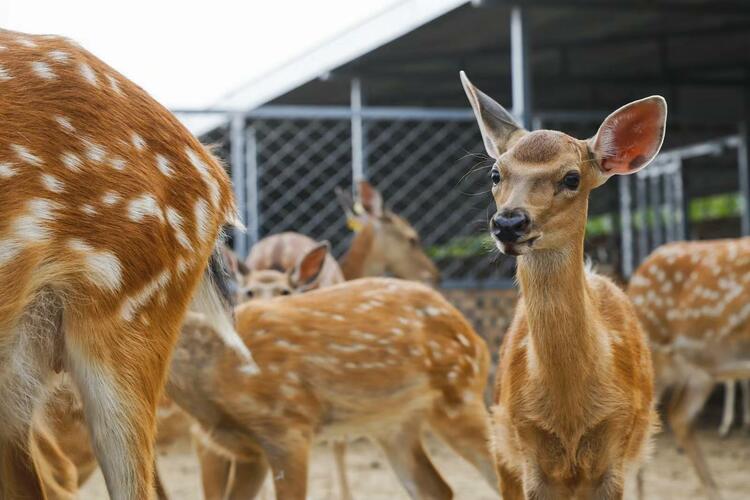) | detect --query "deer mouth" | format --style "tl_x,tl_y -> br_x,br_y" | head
496,235 -> 539,256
